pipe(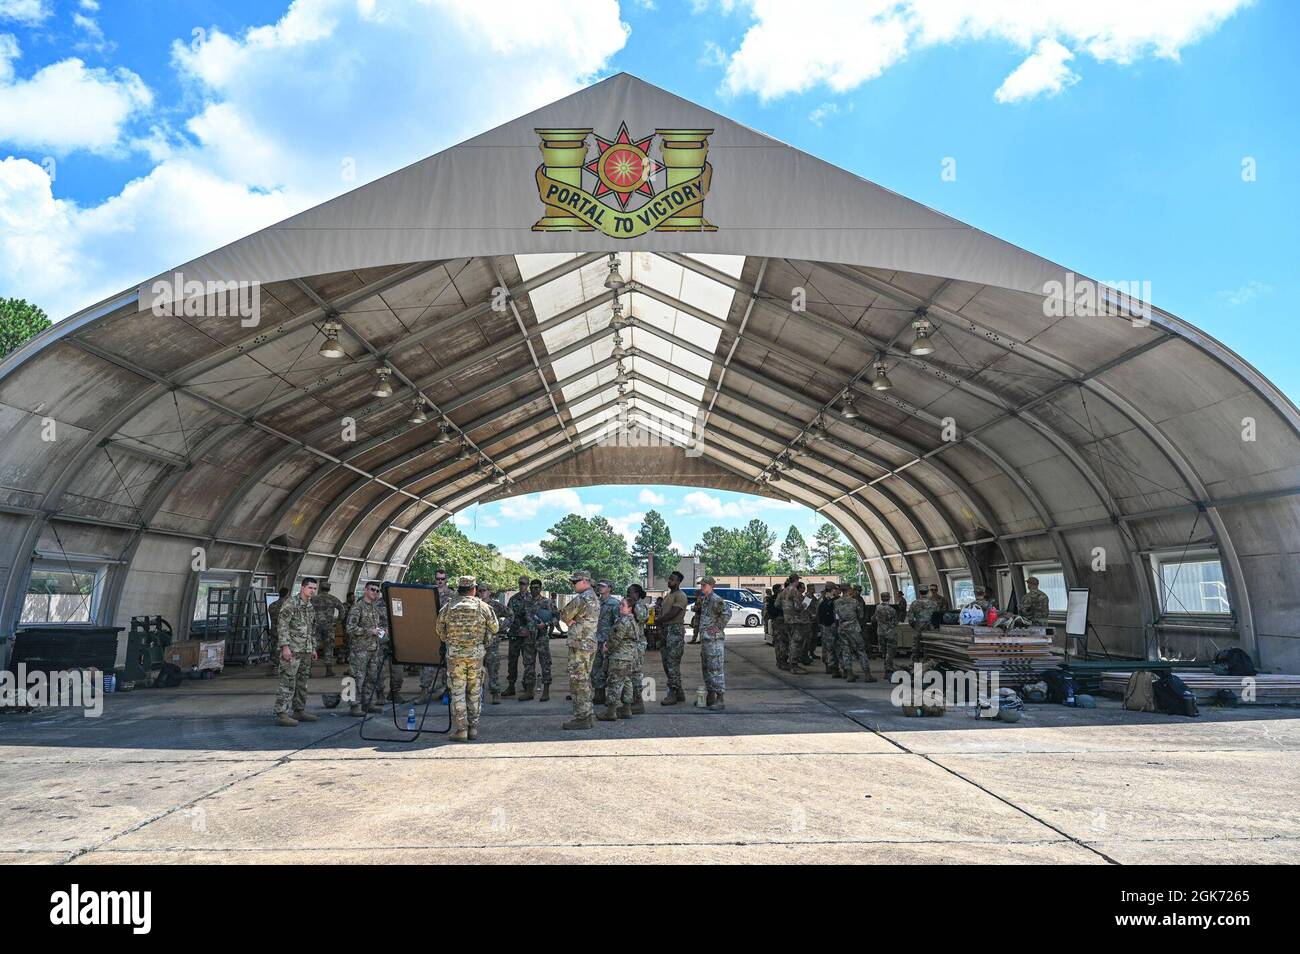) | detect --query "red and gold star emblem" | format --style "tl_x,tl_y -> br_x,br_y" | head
584,121 -> 661,209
